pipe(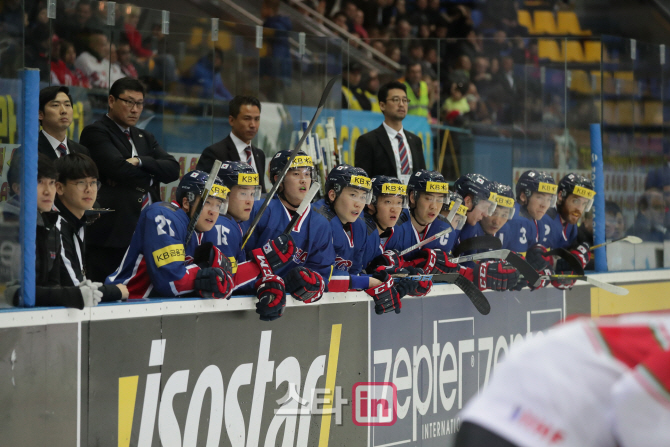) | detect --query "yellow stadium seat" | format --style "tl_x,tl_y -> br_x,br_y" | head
614,71 -> 637,95
590,70 -> 611,93
533,11 -> 558,35
563,40 -> 585,62
569,70 -> 591,93
517,10 -> 534,34
538,39 -> 563,61
190,27 -> 204,47
556,11 -> 592,36
583,41 -> 602,62
617,101 -> 634,126
643,101 -> 663,125
603,100 -> 617,124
